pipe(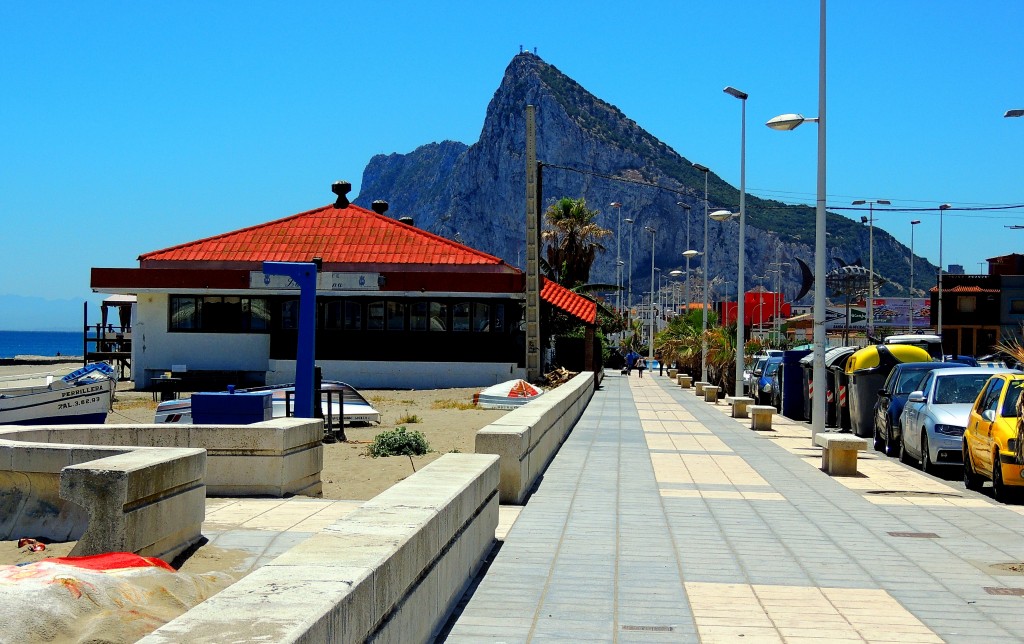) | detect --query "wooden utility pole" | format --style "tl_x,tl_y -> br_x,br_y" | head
525,105 -> 541,381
